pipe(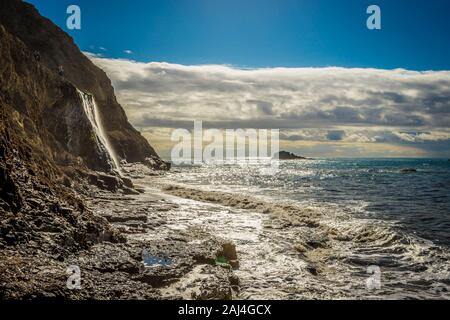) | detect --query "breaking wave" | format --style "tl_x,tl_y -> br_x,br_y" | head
156,170 -> 450,299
